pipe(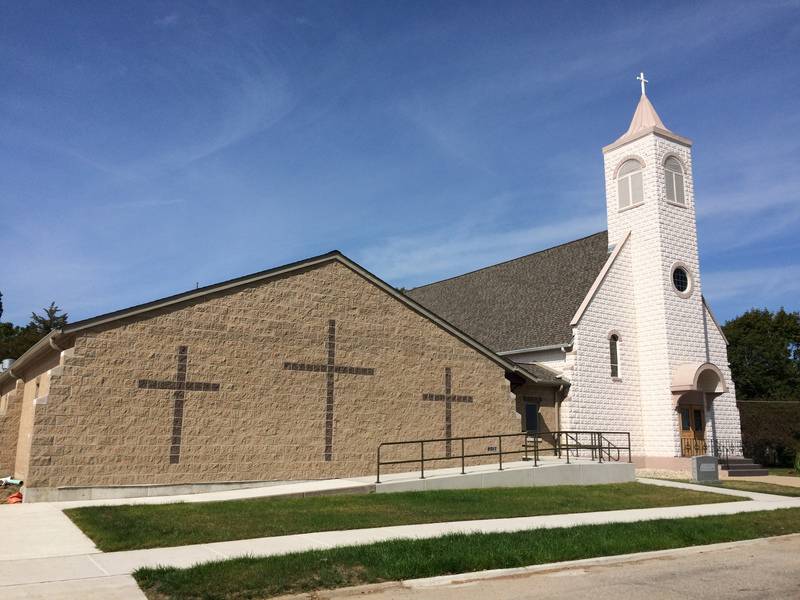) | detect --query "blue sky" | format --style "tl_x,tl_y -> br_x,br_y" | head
1,1 -> 799,326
